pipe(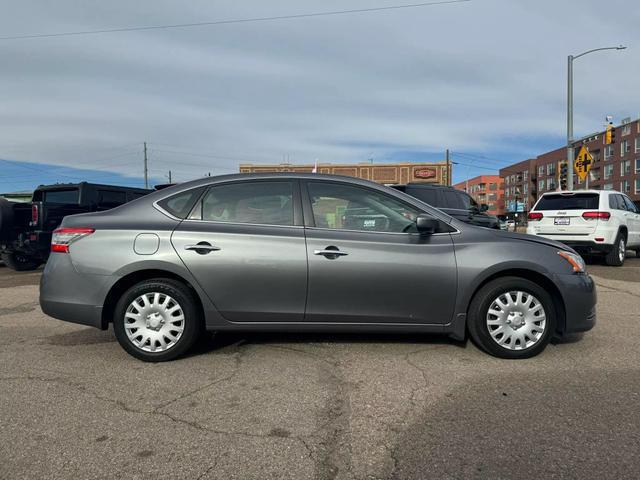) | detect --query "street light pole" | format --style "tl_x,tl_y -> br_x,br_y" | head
566,46 -> 626,191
